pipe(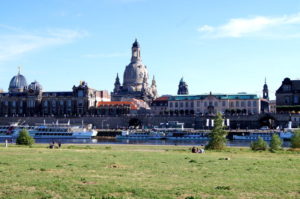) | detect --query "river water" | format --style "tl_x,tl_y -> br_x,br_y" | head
27,138 -> 291,147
